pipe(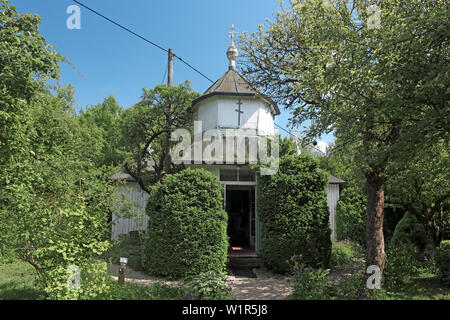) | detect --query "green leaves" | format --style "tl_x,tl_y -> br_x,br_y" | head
142,168 -> 228,278
258,154 -> 331,273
